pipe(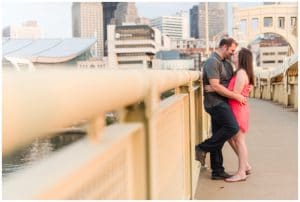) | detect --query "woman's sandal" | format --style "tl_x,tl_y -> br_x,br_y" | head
224,174 -> 247,182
